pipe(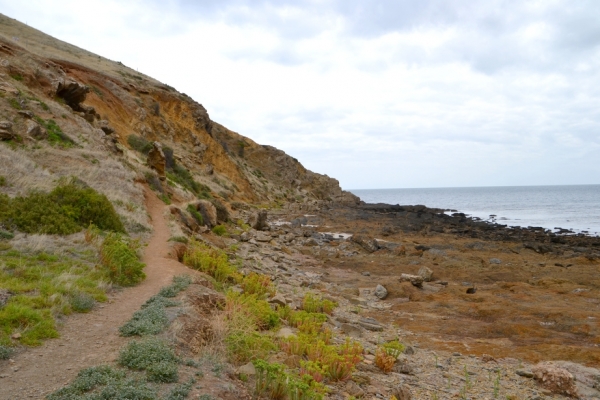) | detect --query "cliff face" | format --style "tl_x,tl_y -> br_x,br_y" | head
0,13 -> 359,209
